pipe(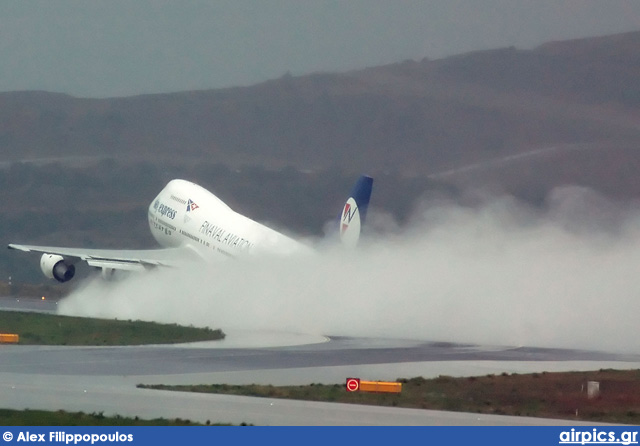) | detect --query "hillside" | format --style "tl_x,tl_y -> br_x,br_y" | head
2,30 -> 640,283
2,31 -> 639,175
